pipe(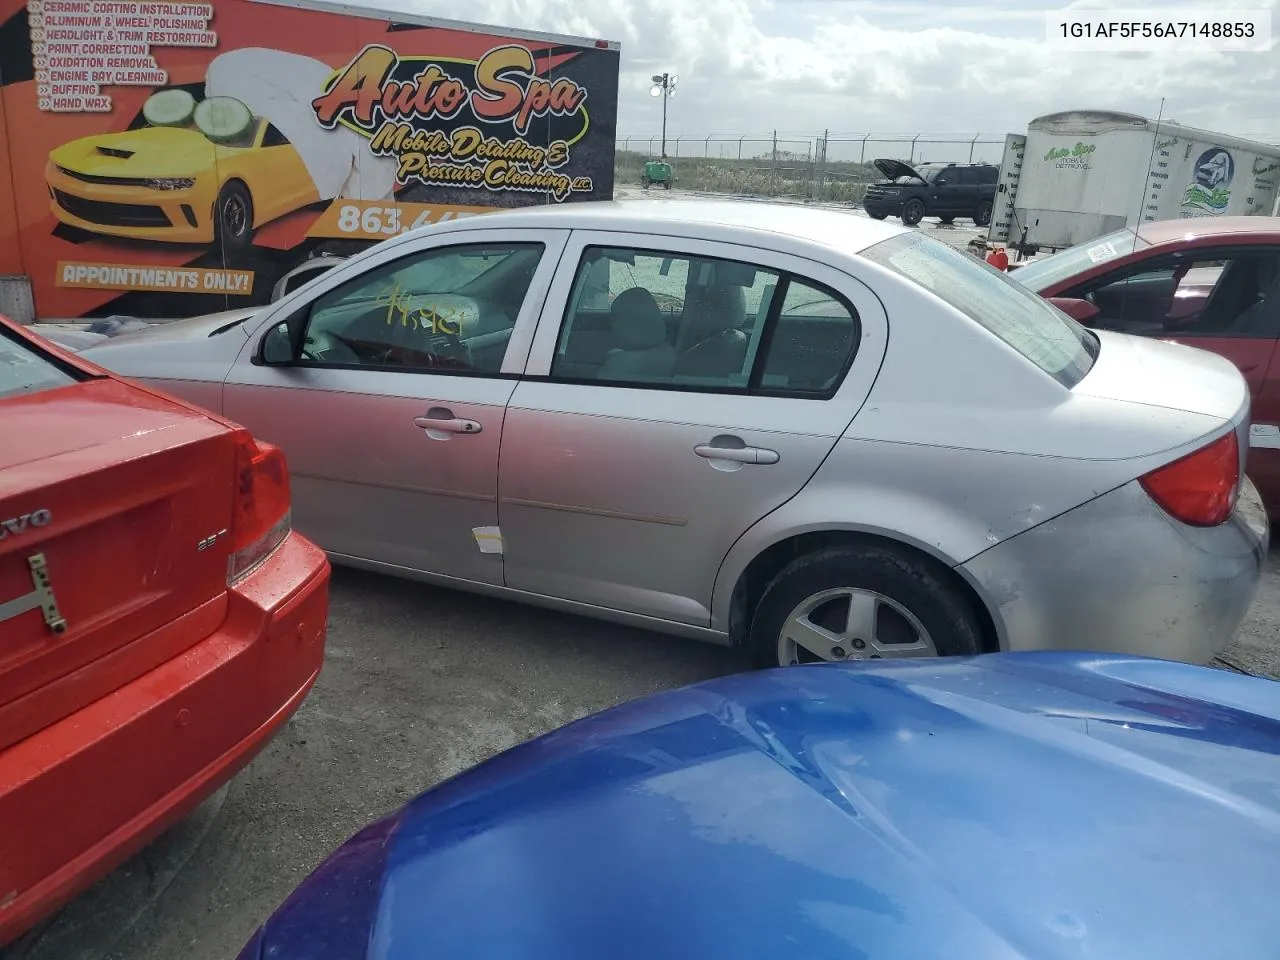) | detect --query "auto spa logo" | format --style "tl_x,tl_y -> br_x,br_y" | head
310,44 -> 595,202
1182,147 -> 1234,215
1044,141 -> 1096,170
